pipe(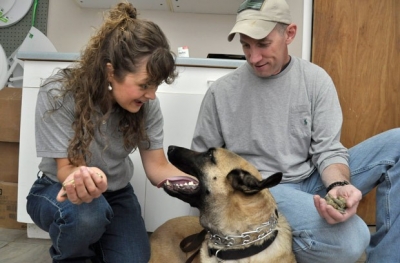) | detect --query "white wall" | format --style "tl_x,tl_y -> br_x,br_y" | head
47,0 -> 305,58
